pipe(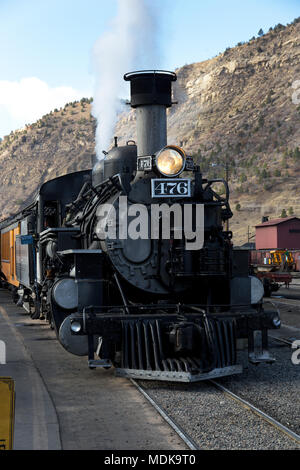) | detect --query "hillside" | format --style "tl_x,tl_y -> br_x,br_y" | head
0,98 -> 96,220
1,19 -> 300,245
